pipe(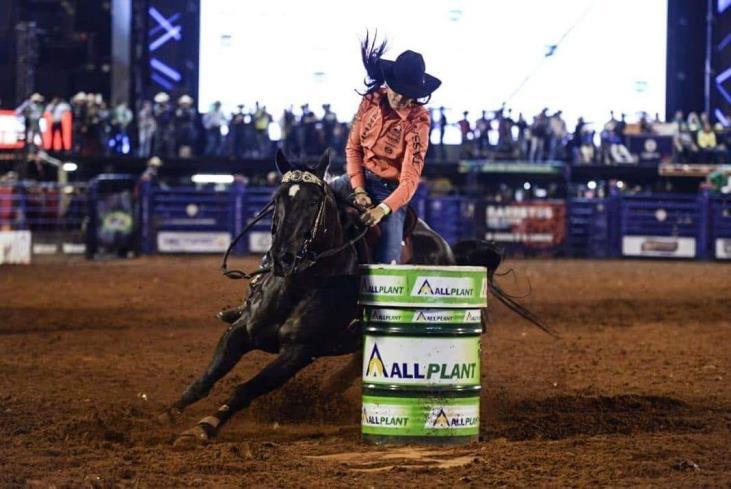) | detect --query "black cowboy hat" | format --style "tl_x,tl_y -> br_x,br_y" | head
381,50 -> 441,100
